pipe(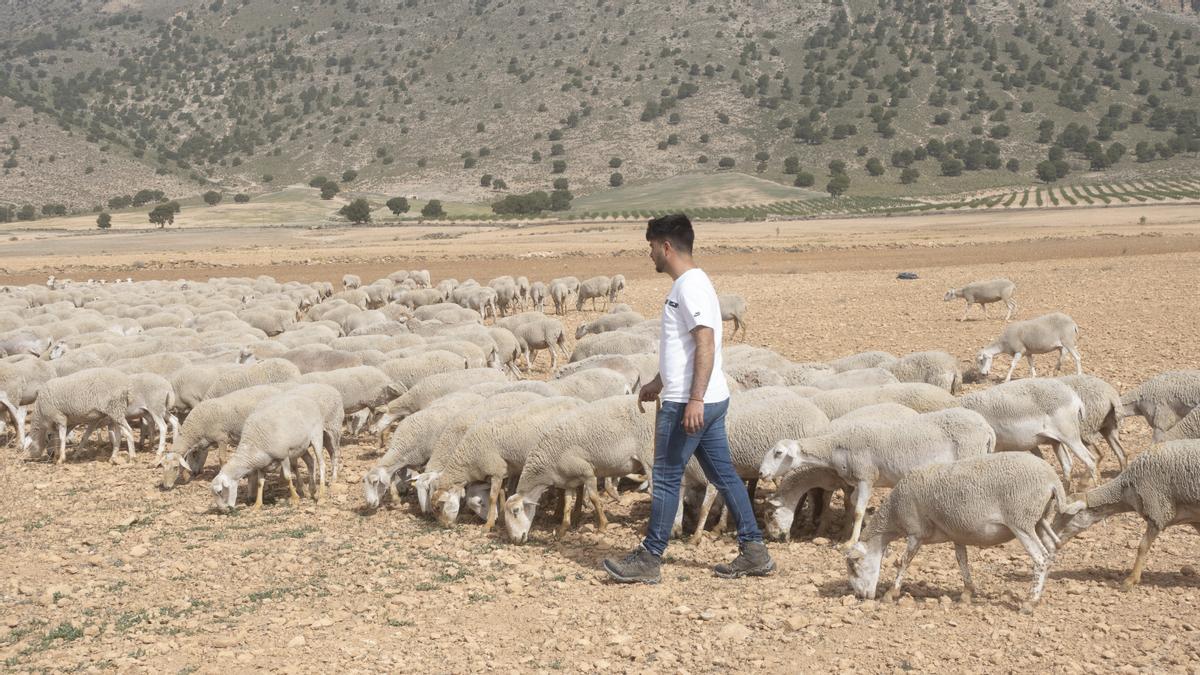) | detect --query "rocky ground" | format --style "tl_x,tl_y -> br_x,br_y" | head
4,219 -> 1200,673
